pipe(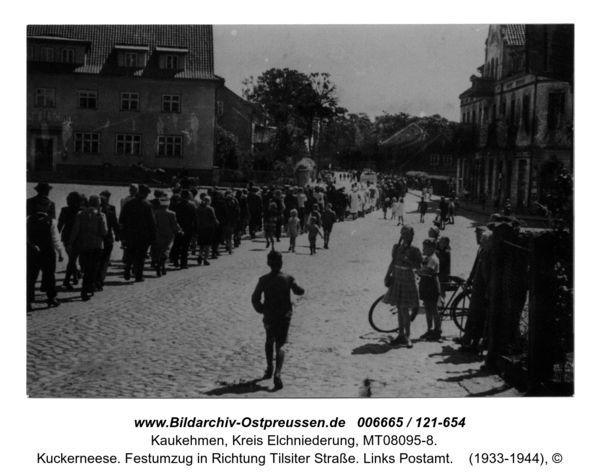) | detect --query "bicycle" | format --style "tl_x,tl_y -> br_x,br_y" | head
368,276 -> 471,333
